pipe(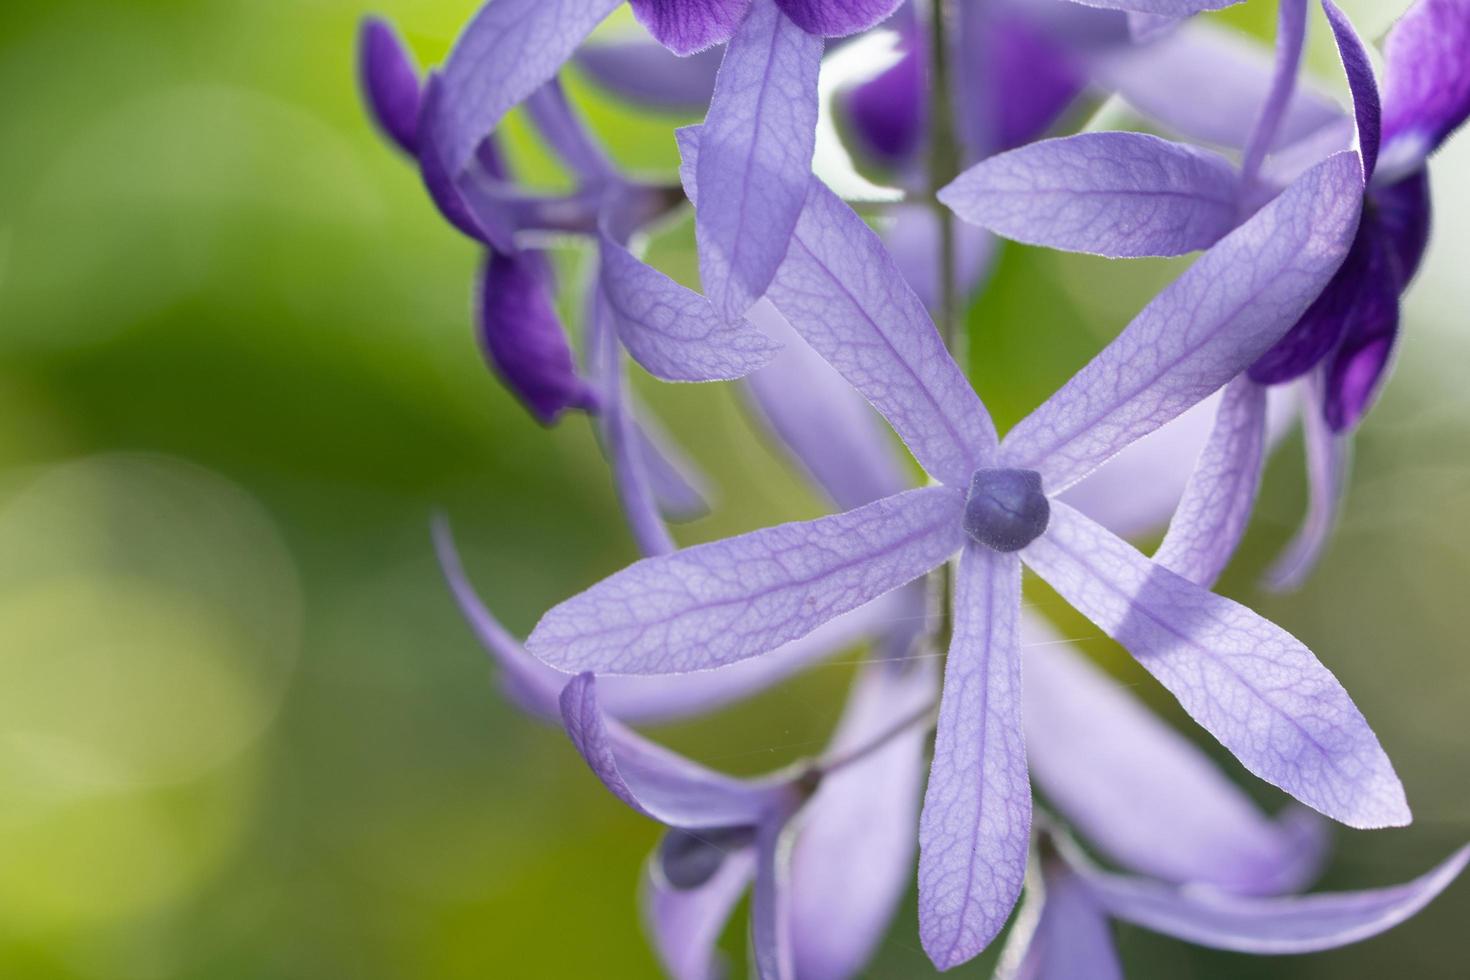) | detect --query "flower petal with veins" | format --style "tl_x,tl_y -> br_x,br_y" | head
1023,502 -> 1409,829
